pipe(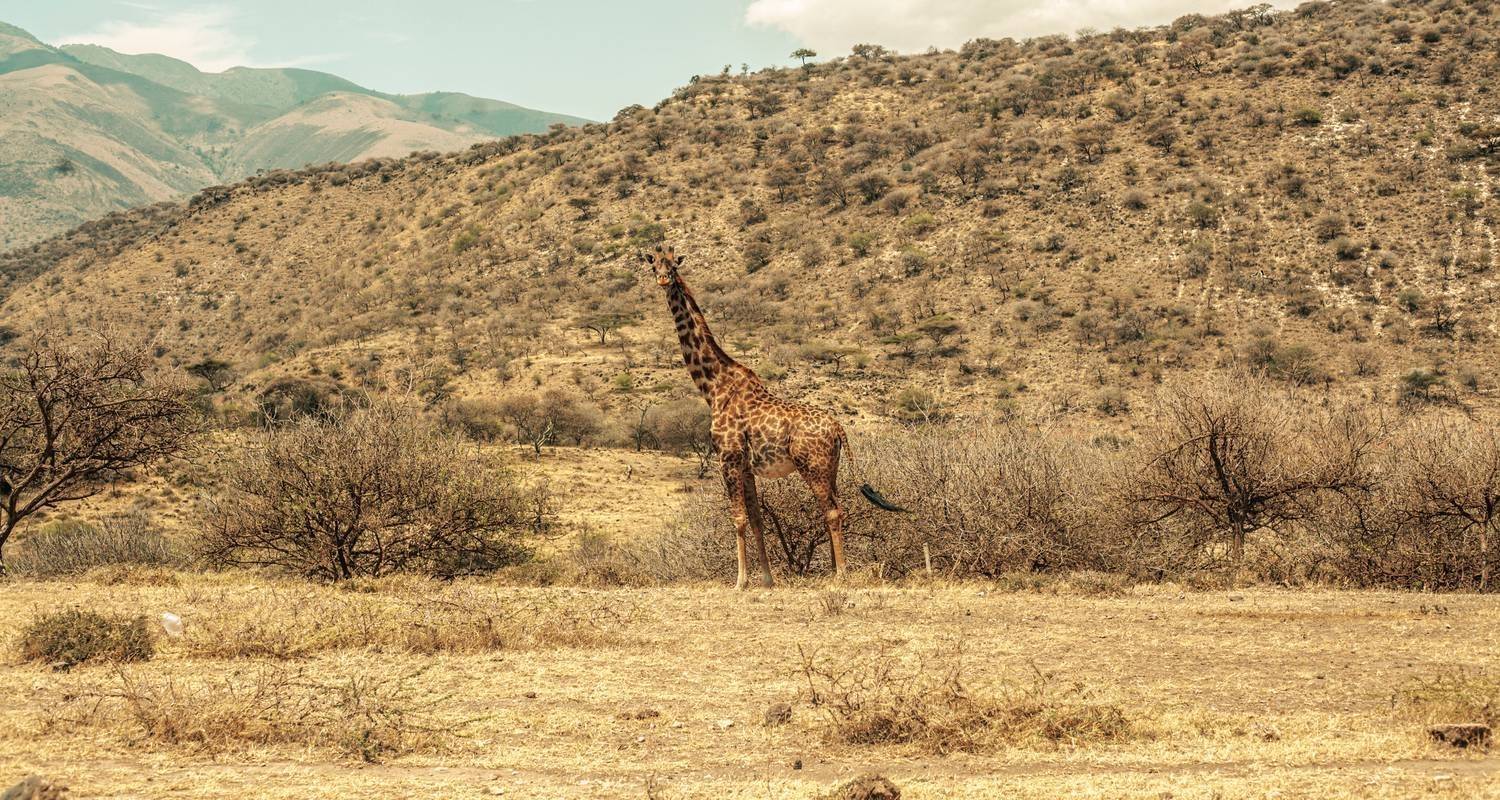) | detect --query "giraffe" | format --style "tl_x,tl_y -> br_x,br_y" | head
643,244 -> 905,589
